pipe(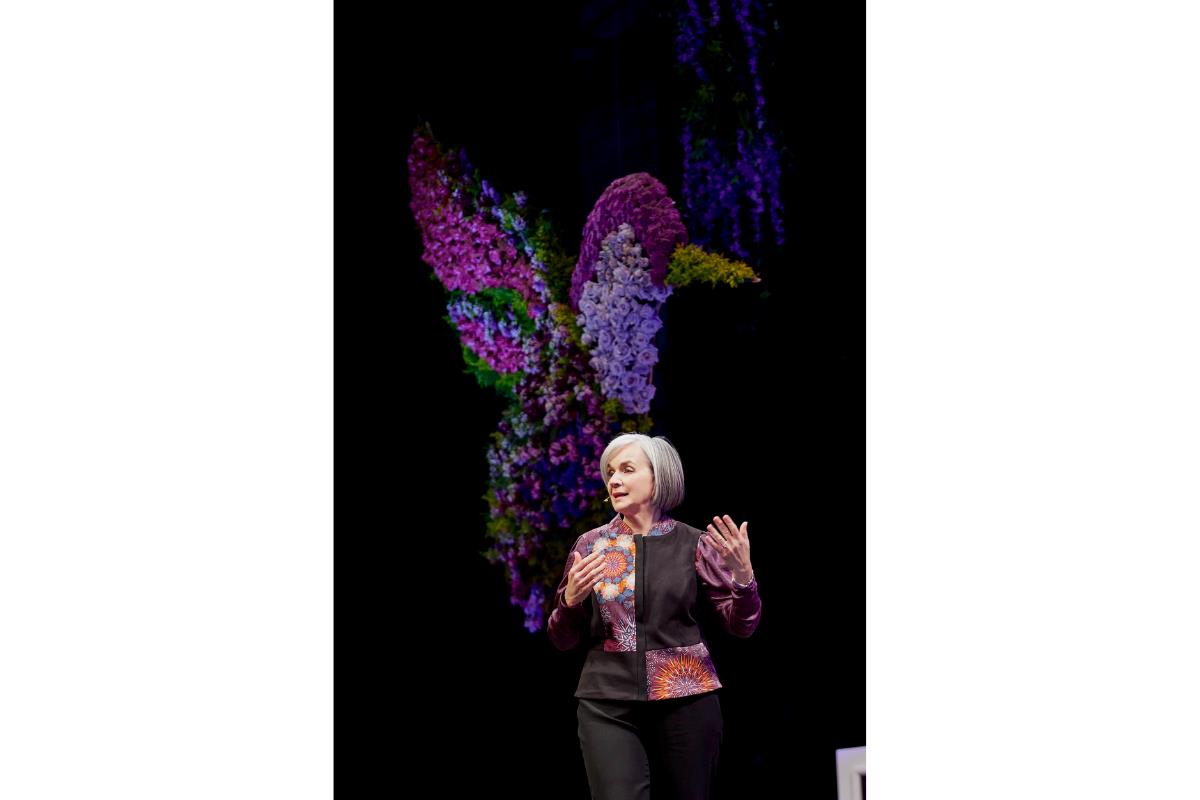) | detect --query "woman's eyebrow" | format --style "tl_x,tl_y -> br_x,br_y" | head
606,460 -> 635,470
